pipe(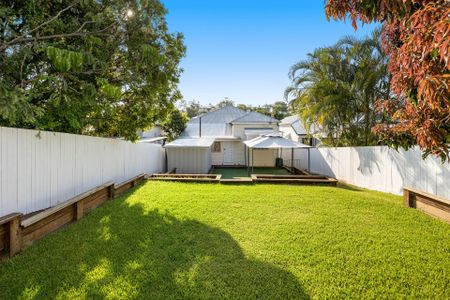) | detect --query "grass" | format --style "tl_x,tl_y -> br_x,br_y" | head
0,182 -> 449,299
211,167 -> 291,179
